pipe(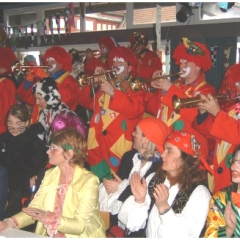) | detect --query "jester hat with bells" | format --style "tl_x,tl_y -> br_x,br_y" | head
172,38 -> 212,72
166,130 -> 214,175
43,46 -> 72,72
